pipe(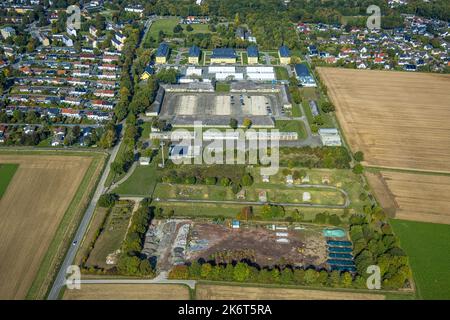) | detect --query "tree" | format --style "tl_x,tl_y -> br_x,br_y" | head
173,24 -> 183,33
200,263 -> 212,278
168,265 -> 189,279
229,118 -> 238,129
220,177 -> 231,186
233,262 -> 250,282
240,173 -> 253,186
320,101 -> 335,113
354,151 -> 364,162
242,118 -> 252,129
237,206 -> 253,221
98,193 -> 118,208
304,269 -> 319,285
341,272 -> 353,288
139,259 -> 153,276
186,25 -> 193,32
